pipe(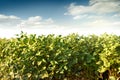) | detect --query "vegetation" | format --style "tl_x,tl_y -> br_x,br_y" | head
0,32 -> 120,80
